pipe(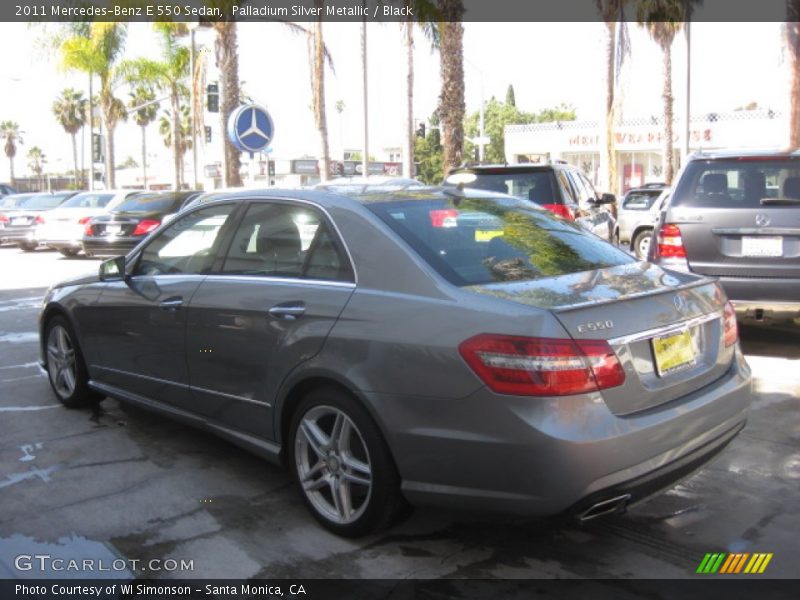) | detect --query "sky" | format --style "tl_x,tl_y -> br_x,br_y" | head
0,20 -> 787,182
